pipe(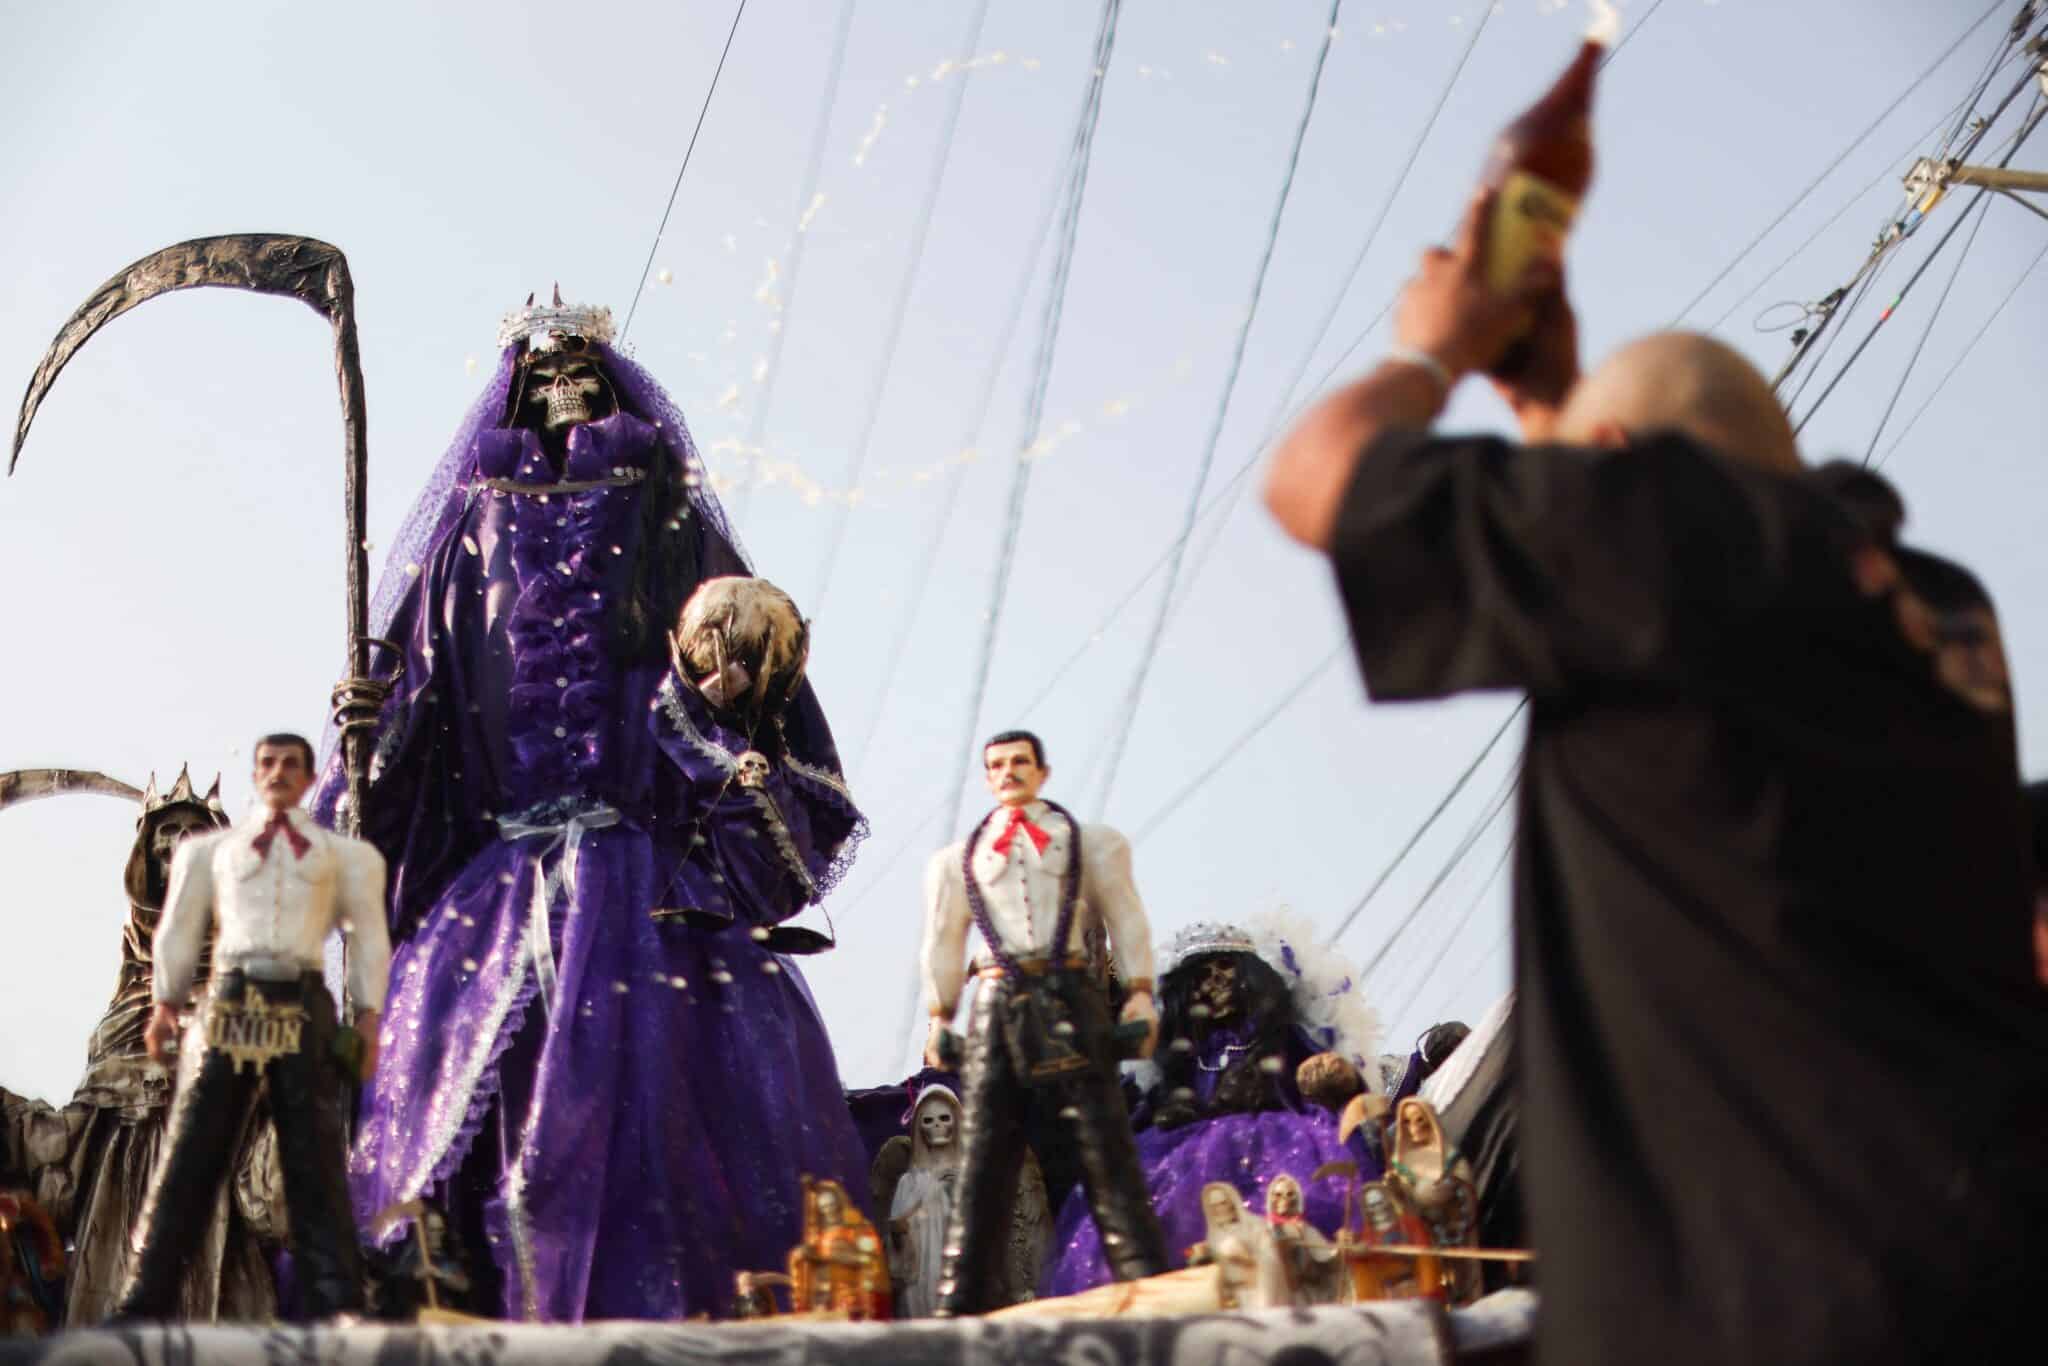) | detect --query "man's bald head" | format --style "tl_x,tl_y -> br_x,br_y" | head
1554,332 -> 1801,472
